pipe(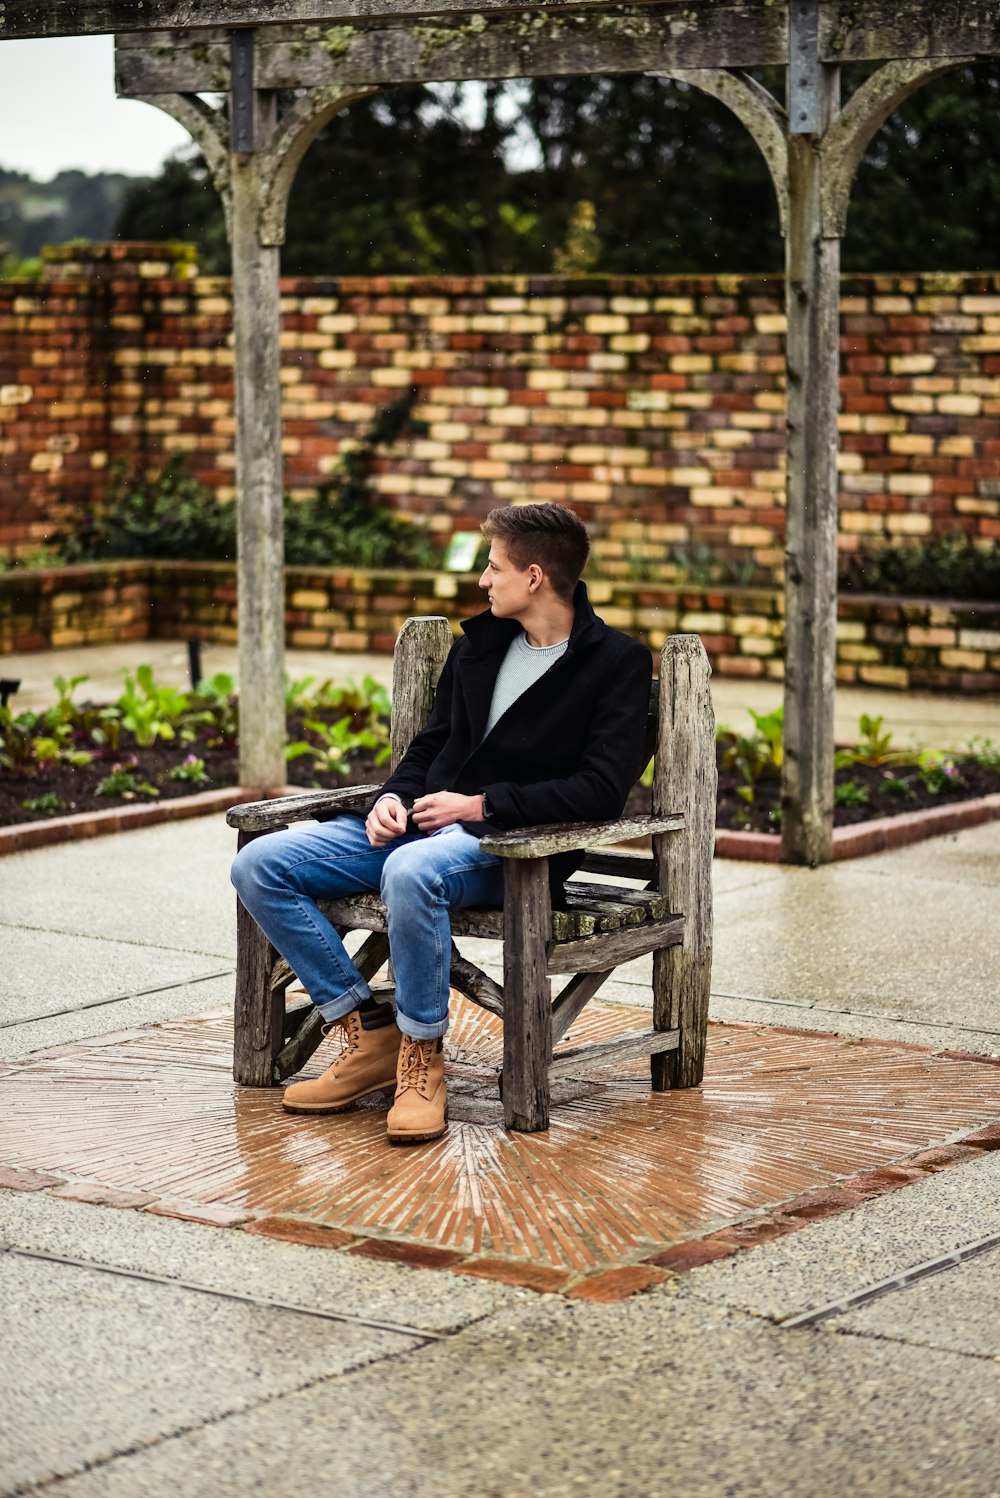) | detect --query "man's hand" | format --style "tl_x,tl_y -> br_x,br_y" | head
411,791 -> 484,833
365,795 -> 409,847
